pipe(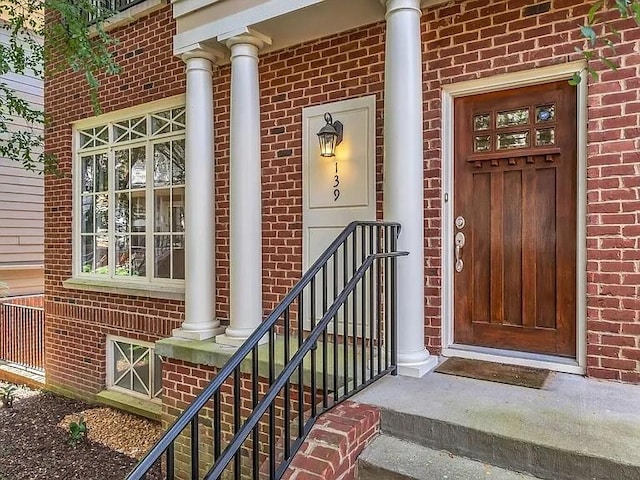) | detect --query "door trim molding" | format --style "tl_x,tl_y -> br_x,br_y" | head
440,61 -> 588,373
